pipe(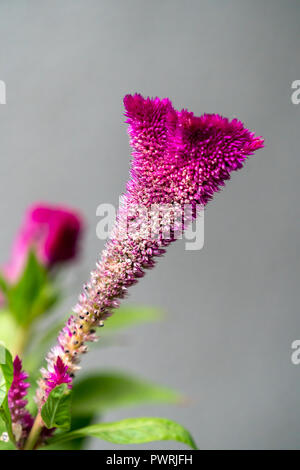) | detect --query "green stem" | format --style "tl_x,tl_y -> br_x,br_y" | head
24,413 -> 43,450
